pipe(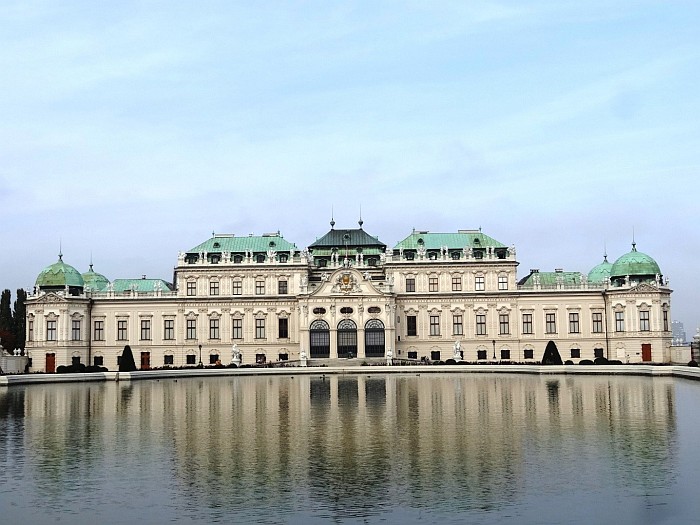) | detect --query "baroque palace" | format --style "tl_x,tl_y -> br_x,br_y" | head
25,221 -> 672,372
